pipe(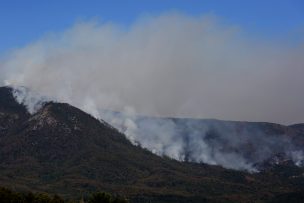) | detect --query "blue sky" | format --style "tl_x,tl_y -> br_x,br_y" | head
1,0 -> 303,54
